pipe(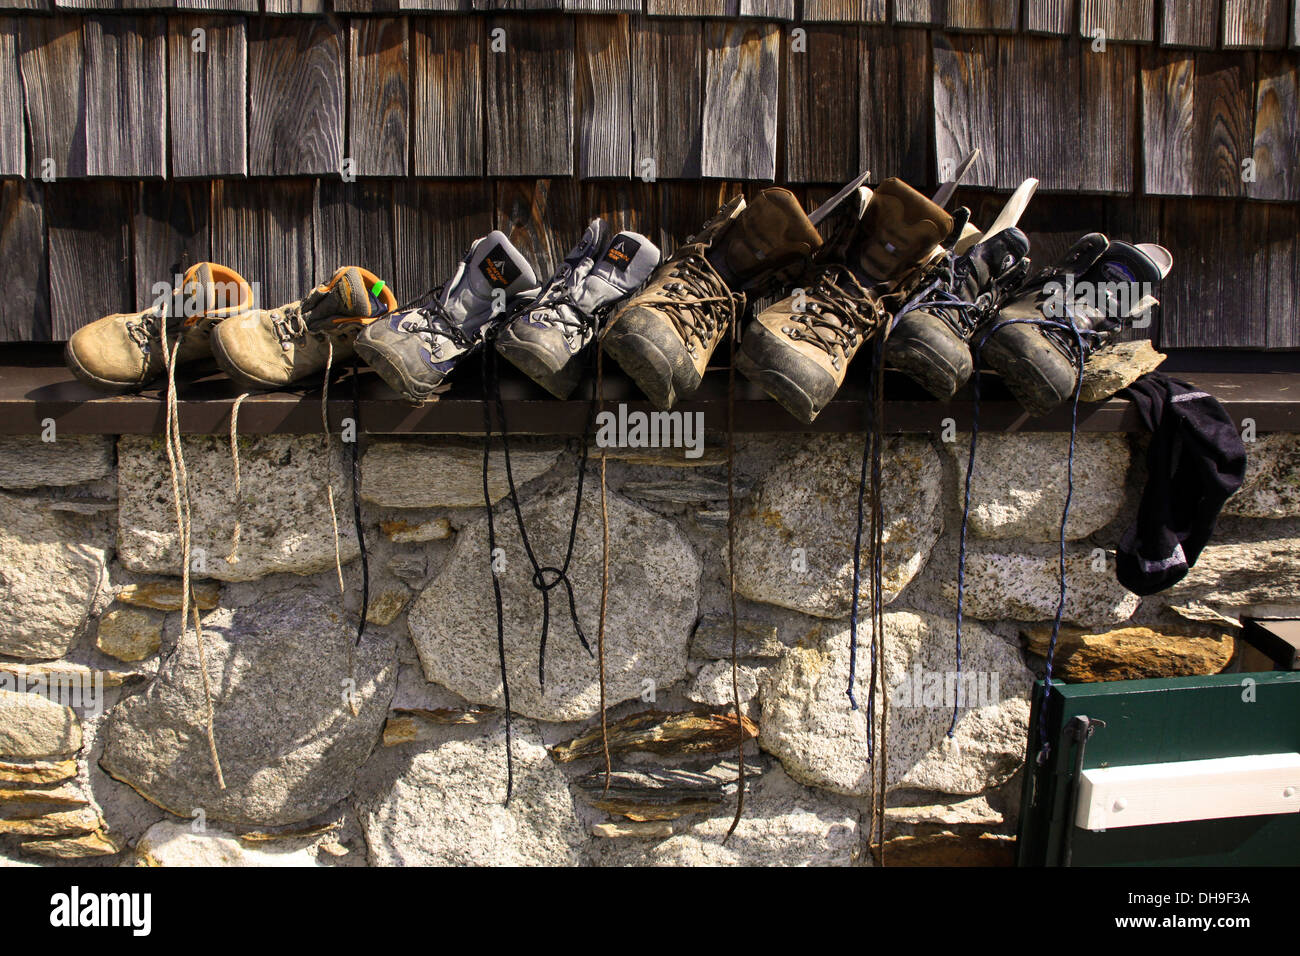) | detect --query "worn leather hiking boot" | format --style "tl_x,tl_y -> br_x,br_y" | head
981,234 -> 1171,415
601,189 -> 822,410
65,263 -> 254,393
356,231 -> 540,403
496,221 -> 660,399
885,226 -> 1032,400
736,179 -> 953,422
211,266 -> 397,390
